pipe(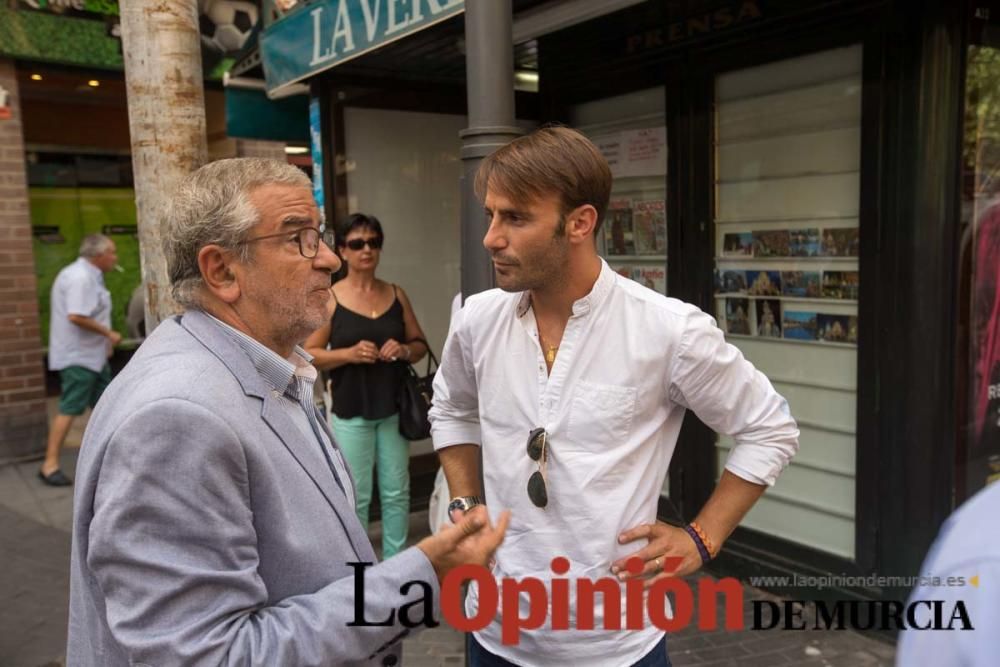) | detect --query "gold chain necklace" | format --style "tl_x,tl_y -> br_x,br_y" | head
544,344 -> 558,364
539,334 -> 559,365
